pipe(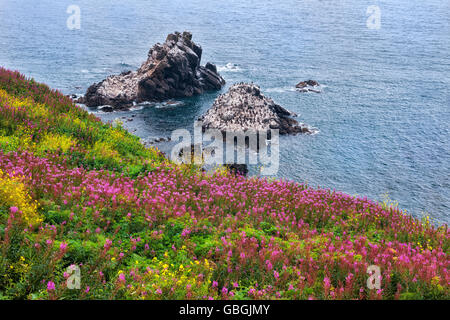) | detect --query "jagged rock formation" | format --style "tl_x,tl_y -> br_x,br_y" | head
296,80 -> 319,88
296,80 -> 321,93
81,31 -> 225,108
200,83 -> 312,135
